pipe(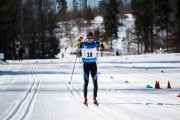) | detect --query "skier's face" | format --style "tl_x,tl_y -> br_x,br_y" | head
99,36 -> 104,41
87,36 -> 93,43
